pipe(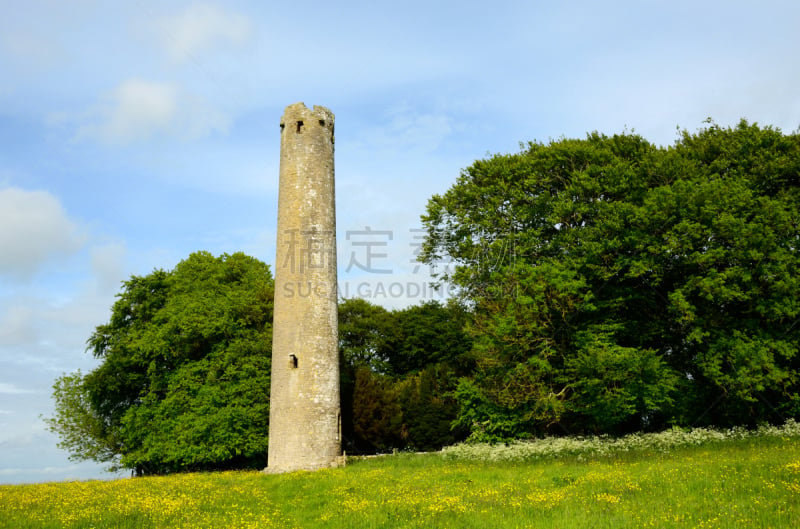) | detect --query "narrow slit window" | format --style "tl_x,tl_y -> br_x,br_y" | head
289,354 -> 298,369
296,121 -> 304,133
